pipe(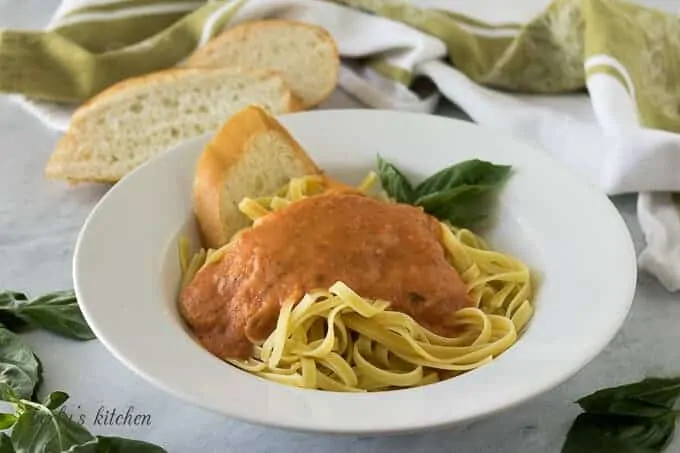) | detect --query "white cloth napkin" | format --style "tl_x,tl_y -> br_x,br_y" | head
12,0 -> 680,292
